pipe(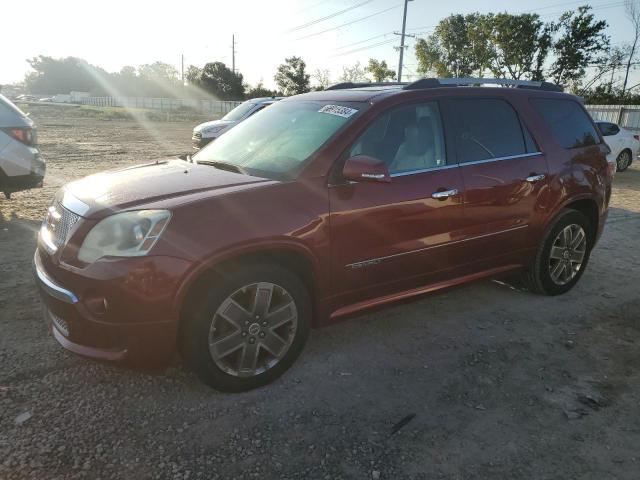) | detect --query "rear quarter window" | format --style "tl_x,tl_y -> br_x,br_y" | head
531,98 -> 599,149
449,98 -> 531,163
